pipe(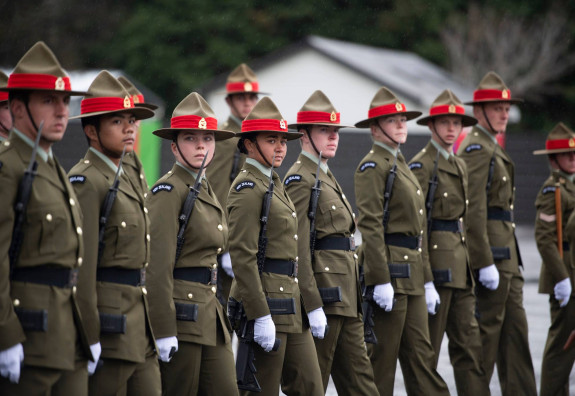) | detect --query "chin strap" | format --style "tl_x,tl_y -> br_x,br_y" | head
375,119 -> 400,146
304,126 -> 322,157
253,139 -> 273,168
429,119 -> 450,148
175,139 -> 207,171
481,104 -> 500,135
